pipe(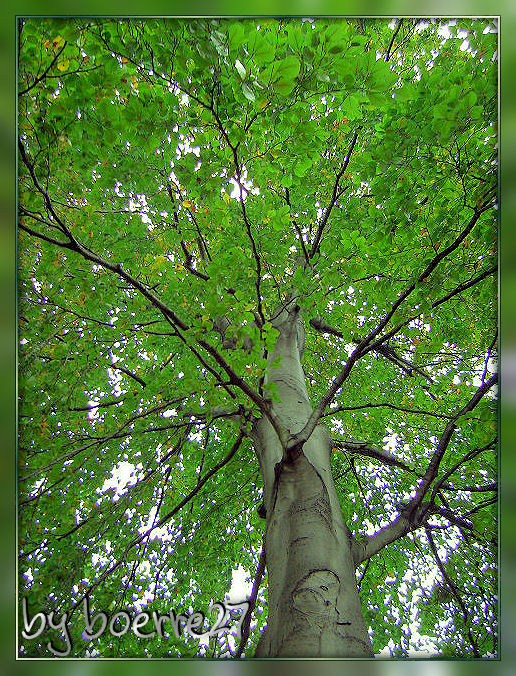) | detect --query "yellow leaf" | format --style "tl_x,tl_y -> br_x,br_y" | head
182,200 -> 192,209
49,35 -> 65,51
151,255 -> 168,273
40,419 -> 50,439
57,59 -> 70,72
